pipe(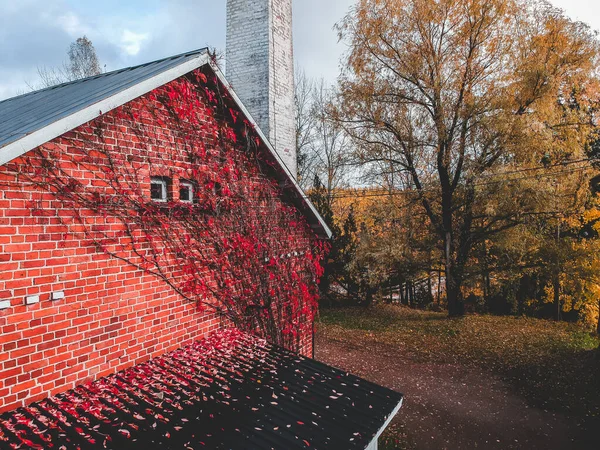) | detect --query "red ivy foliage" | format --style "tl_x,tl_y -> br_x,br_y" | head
12,68 -> 329,351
